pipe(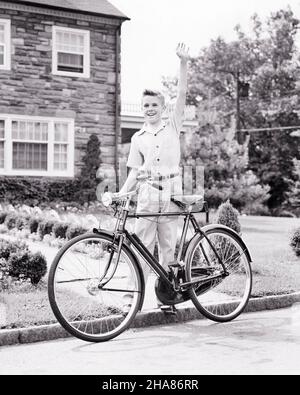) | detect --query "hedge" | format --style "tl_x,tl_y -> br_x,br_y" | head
53,222 -> 70,239
0,177 -> 100,205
